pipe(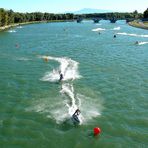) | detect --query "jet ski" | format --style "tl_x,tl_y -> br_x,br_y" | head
72,114 -> 80,124
71,109 -> 81,124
